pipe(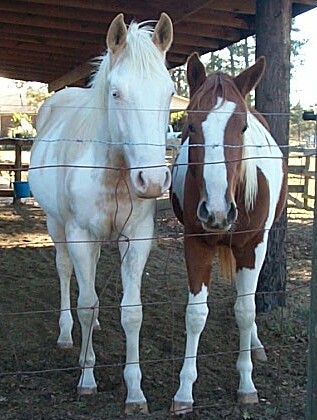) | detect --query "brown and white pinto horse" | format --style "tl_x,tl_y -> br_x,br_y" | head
170,53 -> 287,414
